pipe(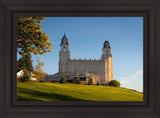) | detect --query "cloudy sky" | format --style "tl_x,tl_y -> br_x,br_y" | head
22,17 -> 143,92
